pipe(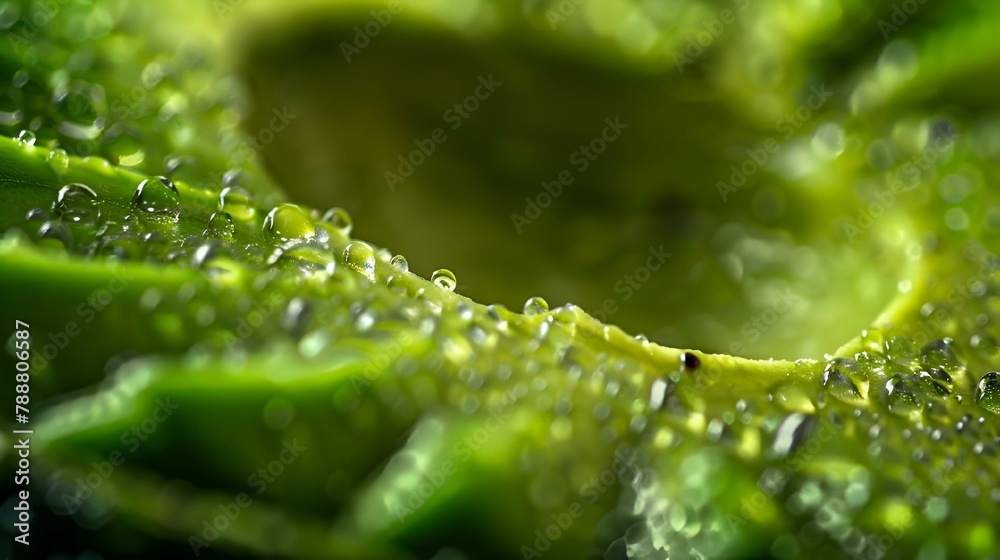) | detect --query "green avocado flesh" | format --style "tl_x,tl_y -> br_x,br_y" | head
1,0 -> 1000,559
